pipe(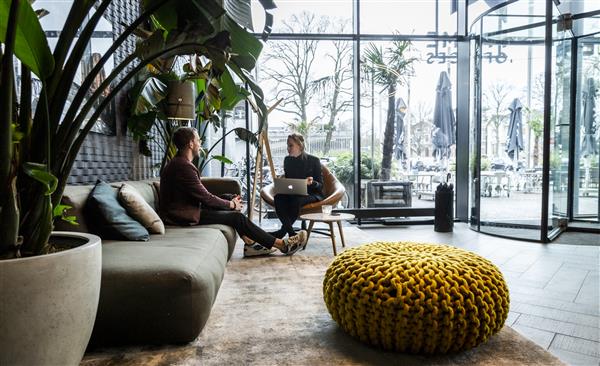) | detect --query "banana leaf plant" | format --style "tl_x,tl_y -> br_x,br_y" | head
127,53 -> 259,175
0,0 -> 275,258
